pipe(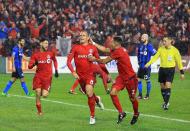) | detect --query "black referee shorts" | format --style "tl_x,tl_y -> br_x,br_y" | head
158,67 -> 175,83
